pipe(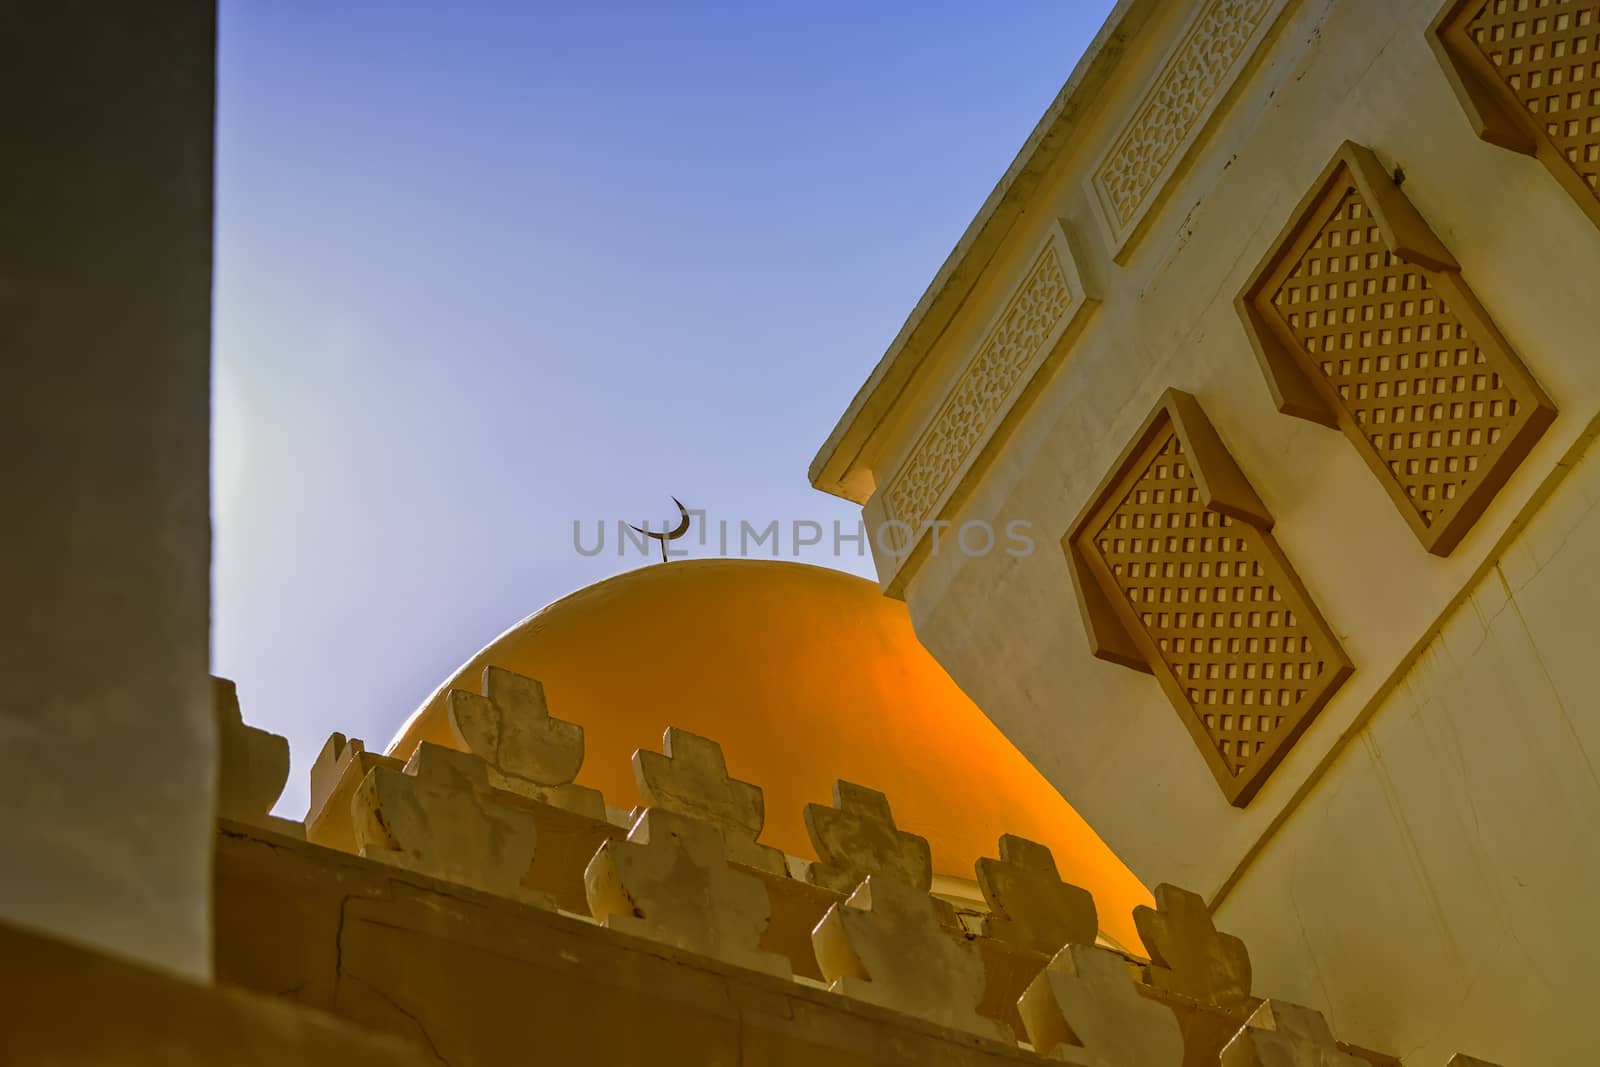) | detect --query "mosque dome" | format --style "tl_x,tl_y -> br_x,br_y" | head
387,557 -> 1149,947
